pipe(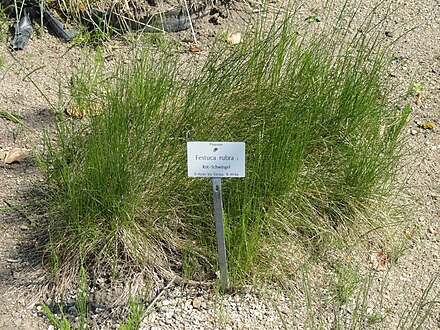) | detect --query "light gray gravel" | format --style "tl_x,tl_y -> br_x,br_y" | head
139,286 -> 293,330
